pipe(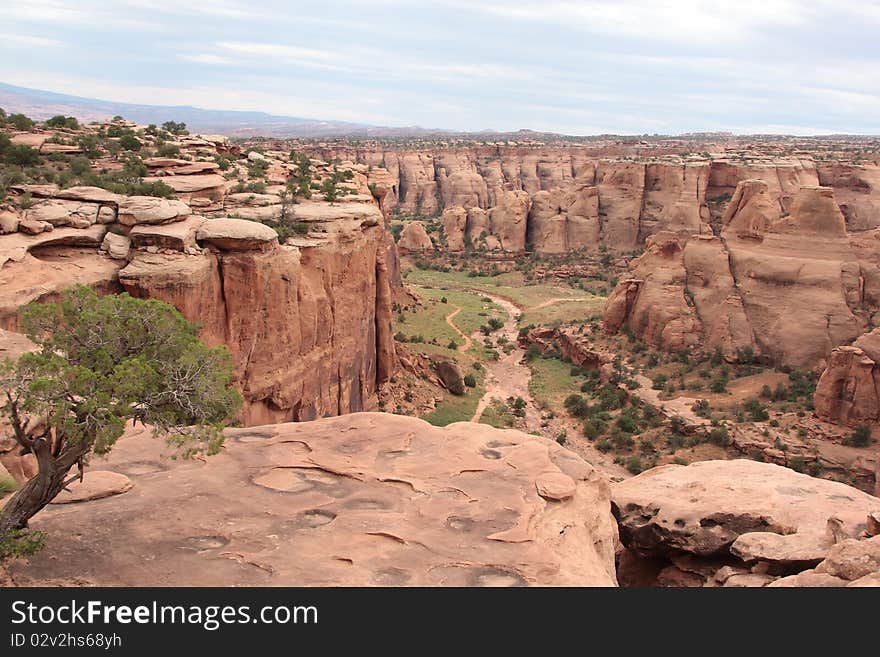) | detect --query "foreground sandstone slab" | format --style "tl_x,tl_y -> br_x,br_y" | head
10,414 -> 618,586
